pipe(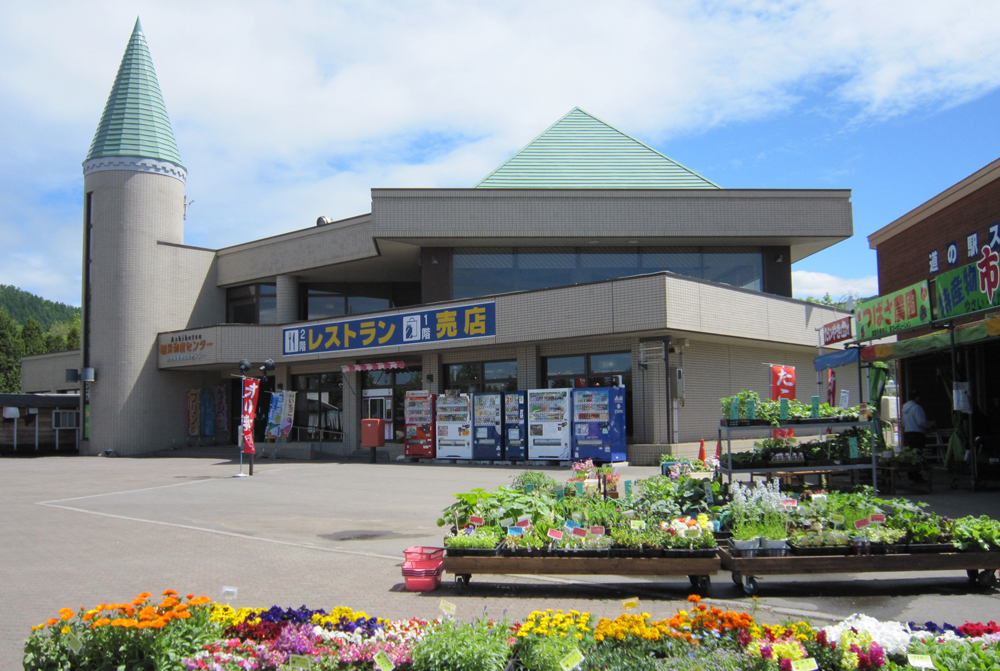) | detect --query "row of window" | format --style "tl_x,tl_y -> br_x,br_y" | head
453,246 -> 763,299
227,282 -> 421,325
